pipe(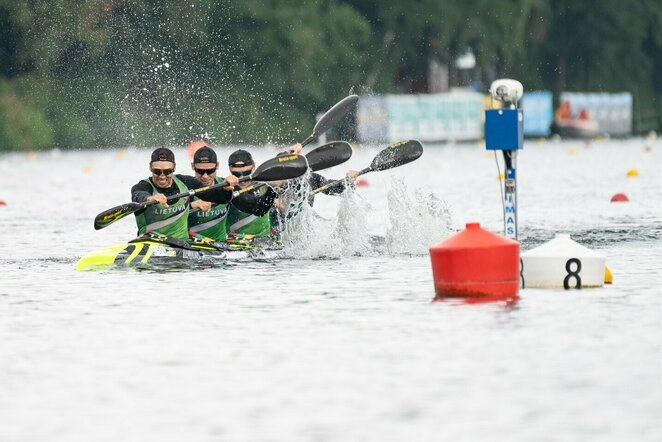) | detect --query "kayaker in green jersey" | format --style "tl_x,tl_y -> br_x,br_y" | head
187,144 -> 232,241
130,147 -> 238,240
226,149 -> 278,238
